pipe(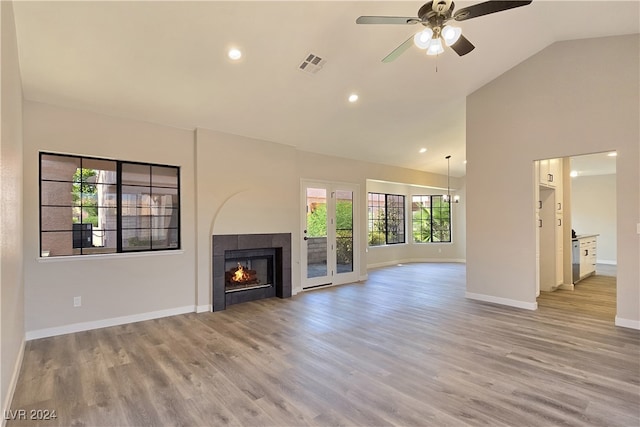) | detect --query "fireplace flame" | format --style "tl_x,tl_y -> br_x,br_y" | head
232,263 -> 250,283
